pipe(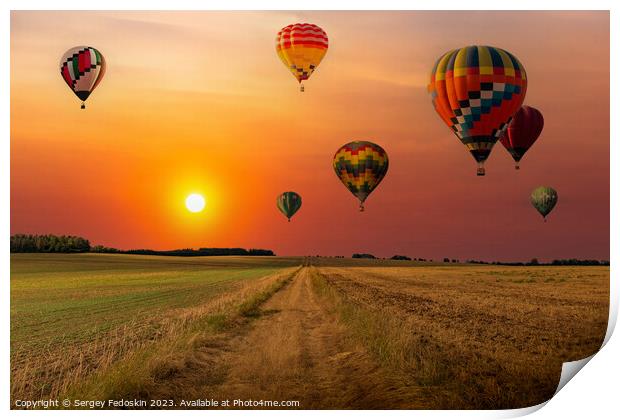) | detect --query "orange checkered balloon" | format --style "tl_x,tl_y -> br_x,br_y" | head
428,46 -> 527,176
